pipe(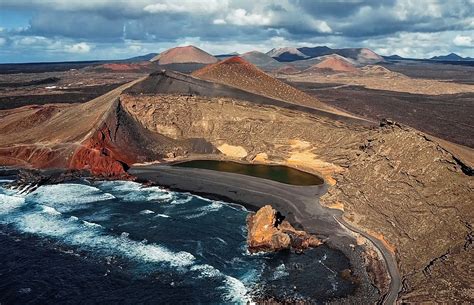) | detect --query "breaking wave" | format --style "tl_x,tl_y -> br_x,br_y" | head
0,181 -> 251,302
